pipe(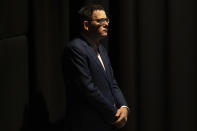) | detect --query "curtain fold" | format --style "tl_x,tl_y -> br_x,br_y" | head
109,0 -> 197,131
